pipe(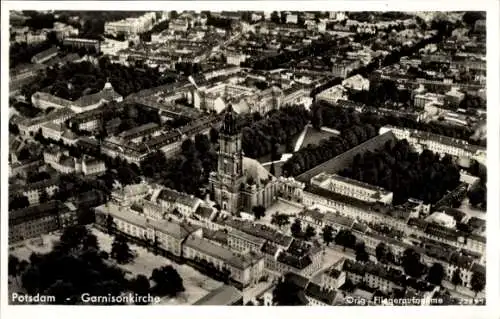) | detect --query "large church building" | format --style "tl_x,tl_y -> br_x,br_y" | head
209,107 -> 279,214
